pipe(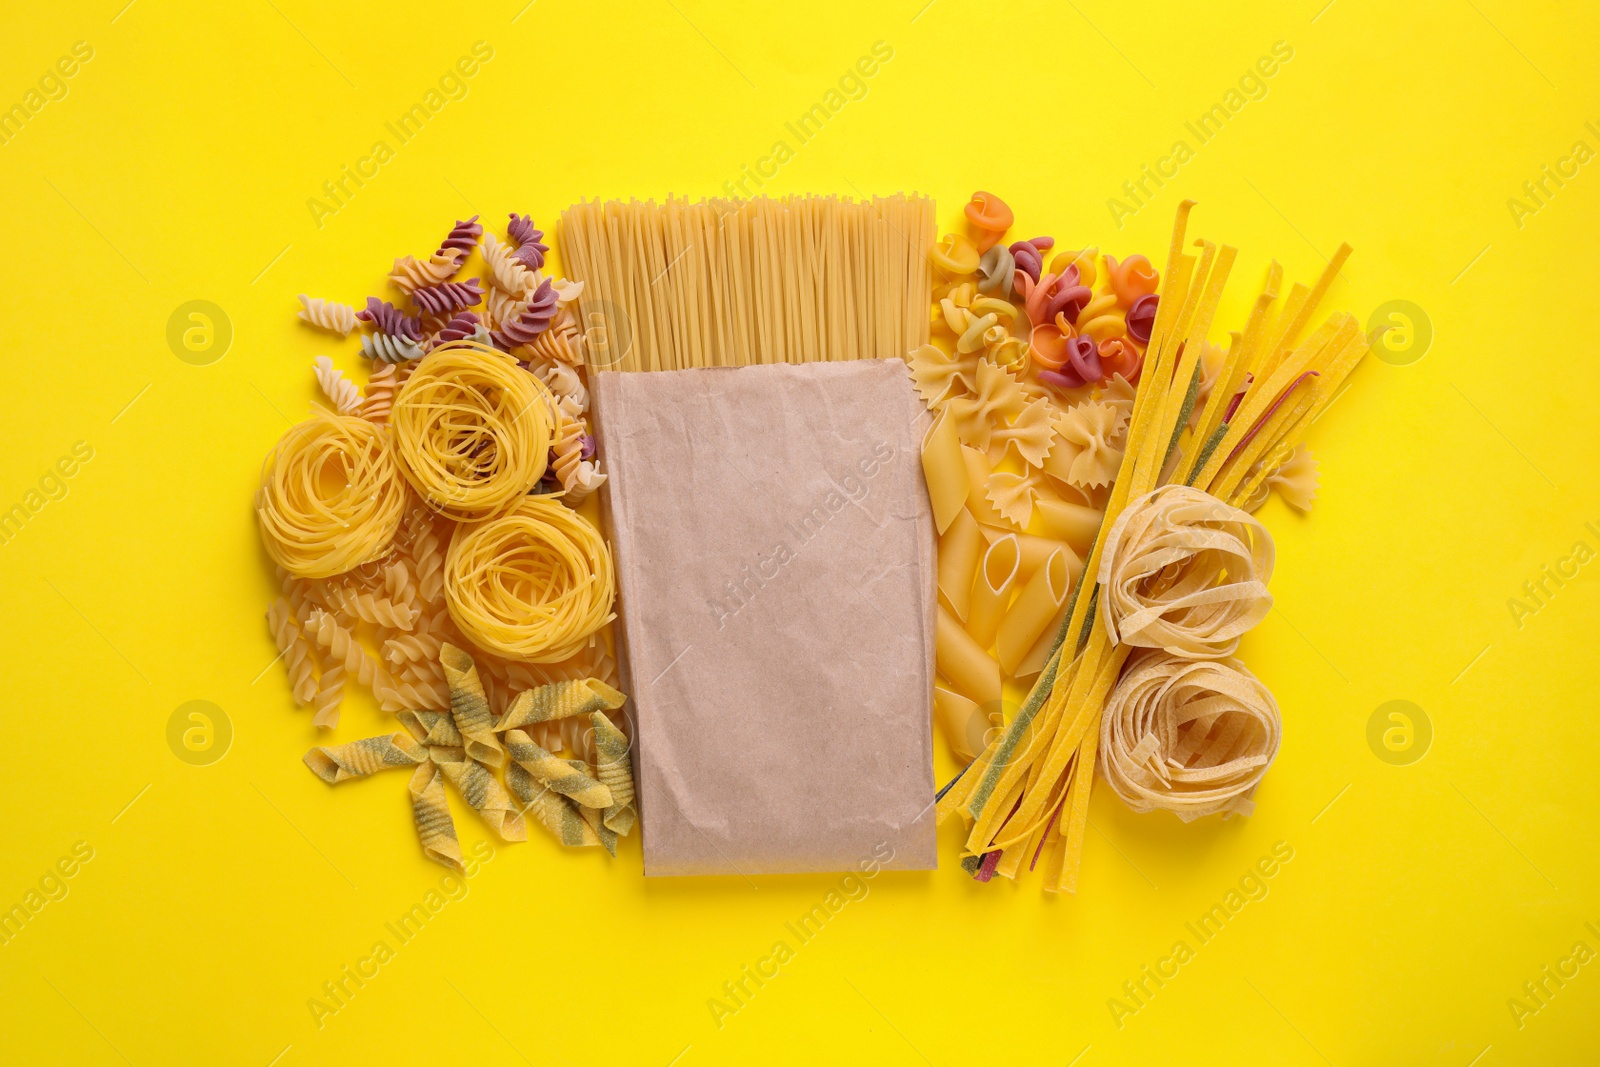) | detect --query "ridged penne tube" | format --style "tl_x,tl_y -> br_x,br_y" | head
396,709 -> 463,747
495,678 -> 626,731
936,603 -> 1001,707
937,507 -> 984,621
303,732 -> 427,784
503,729 -> 613,808
934,684 -> 984,763
997,548 -> 1072,675
409,763 -> 464,872
920,411 -> 968,535
1033,496 -> 1103,552
591,712 -> 636,835
507,763 -> 601,847
434,748 -> 527,841
439,644 -> 504,768
966,534 -> 1020,650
